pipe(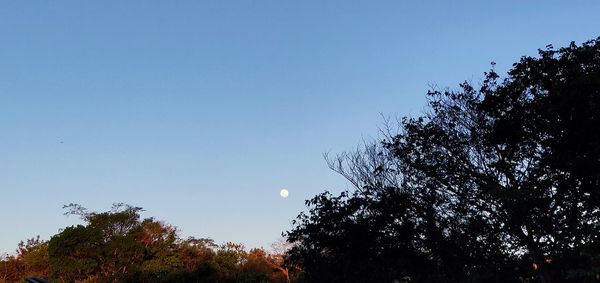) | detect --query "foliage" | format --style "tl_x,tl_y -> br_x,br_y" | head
286,37 -> 600,283
1,204 -> 294,283
0,237 -> 50,283
48,203 -> 147,282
